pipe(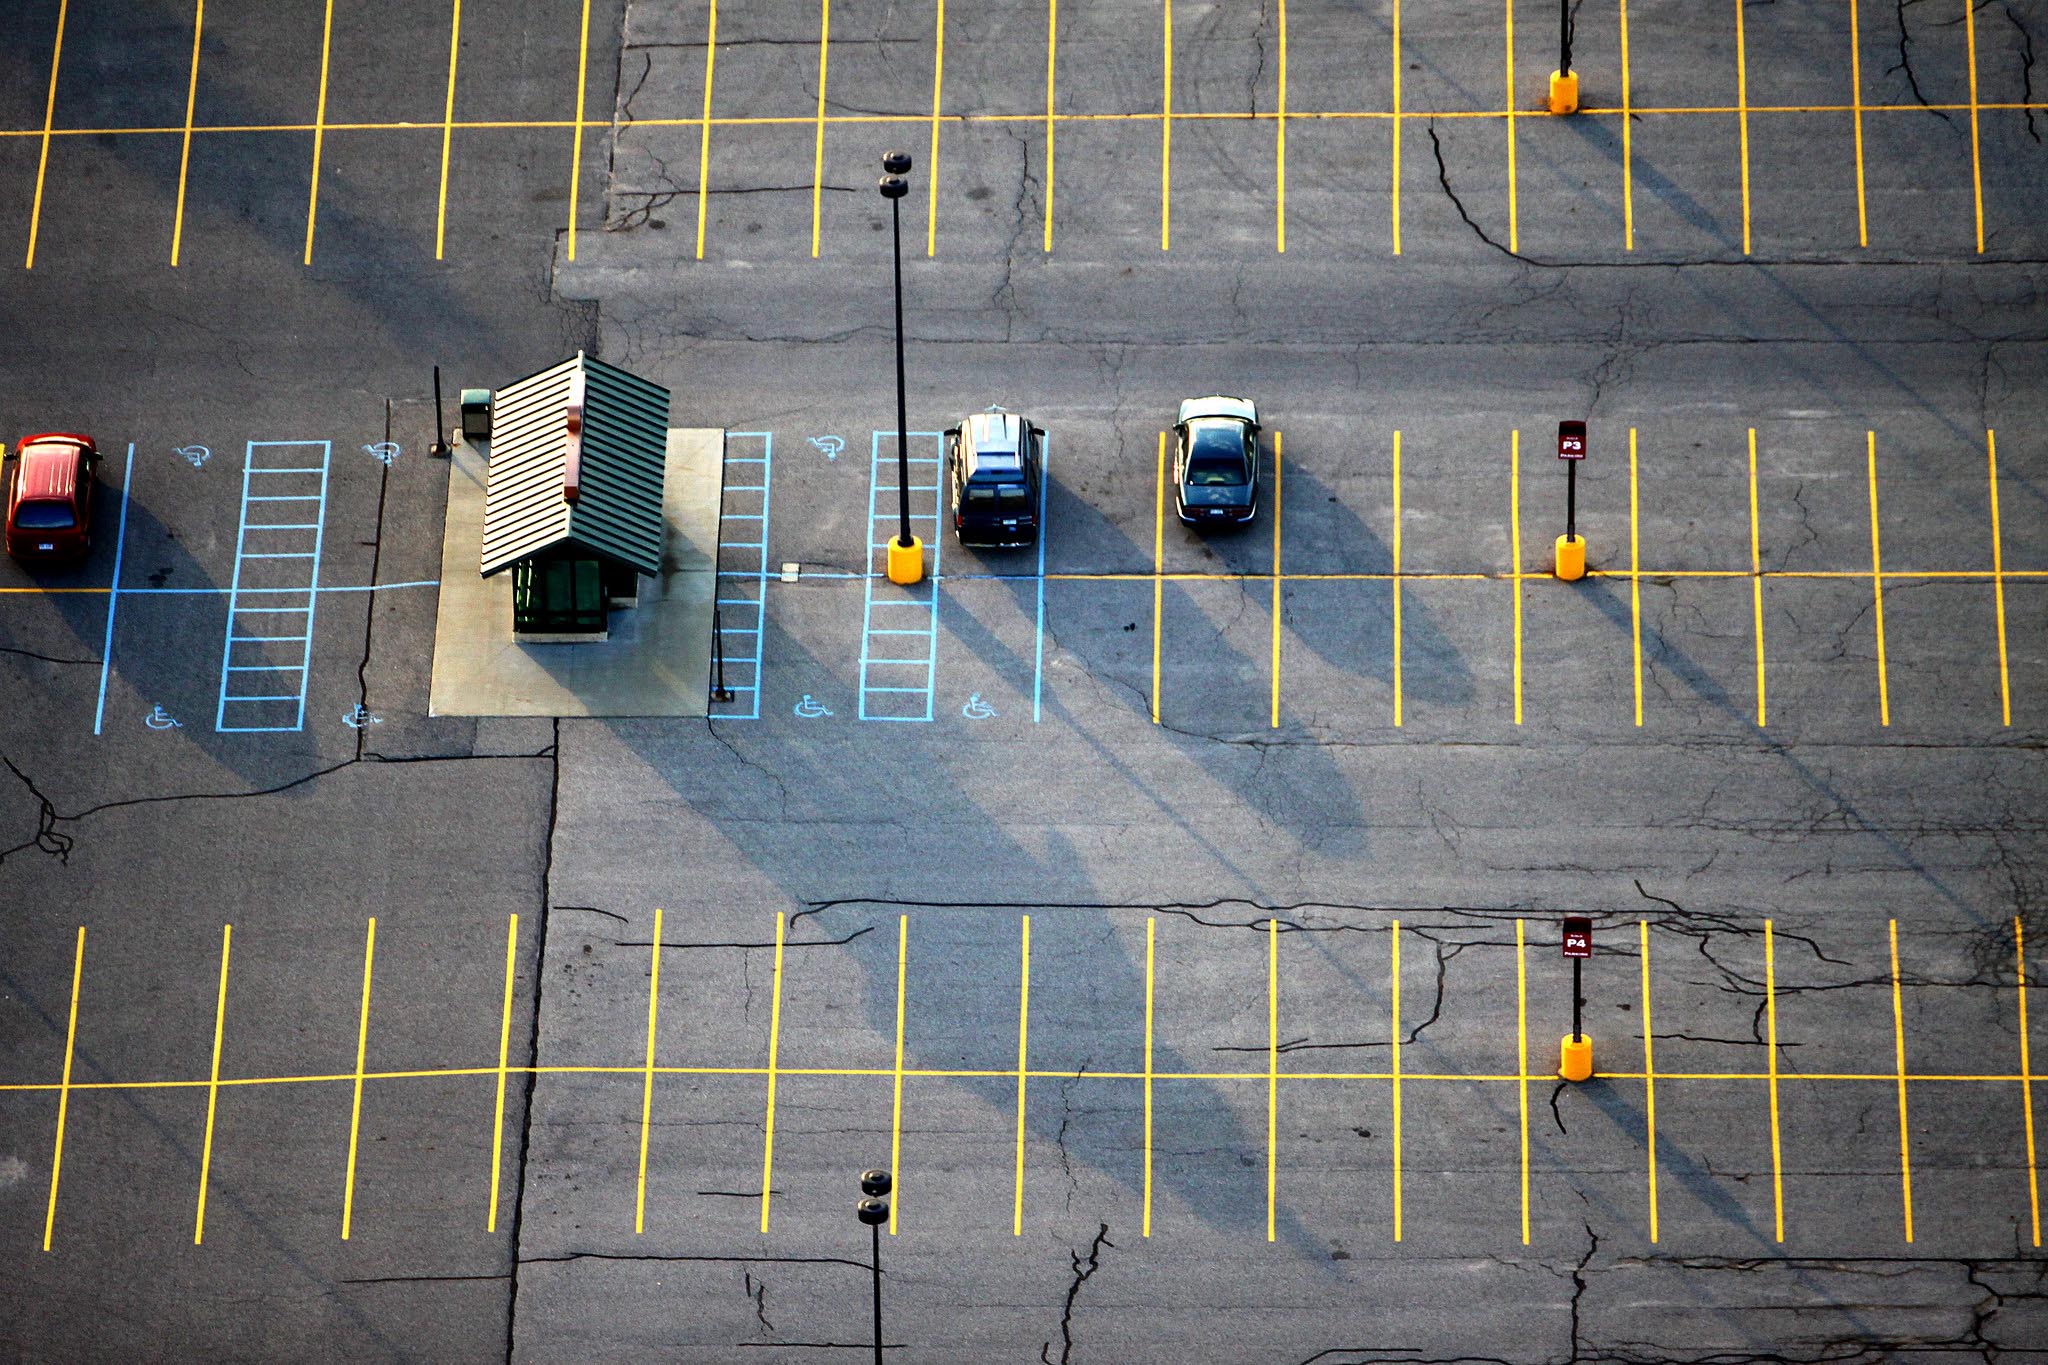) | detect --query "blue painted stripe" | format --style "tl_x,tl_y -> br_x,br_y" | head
91,444 -> 136,737
1034,433 -> 1050,723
